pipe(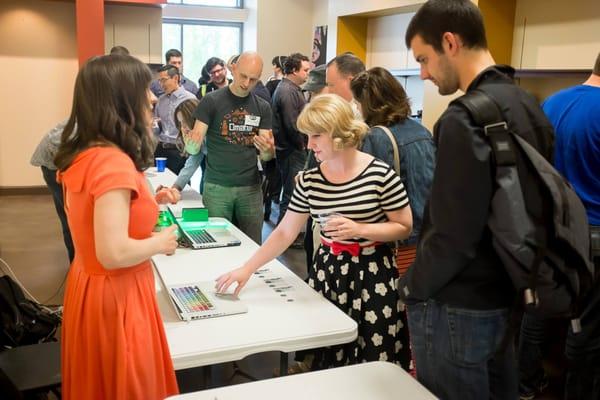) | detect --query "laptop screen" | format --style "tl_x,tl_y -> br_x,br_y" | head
166,206 -> 230,231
